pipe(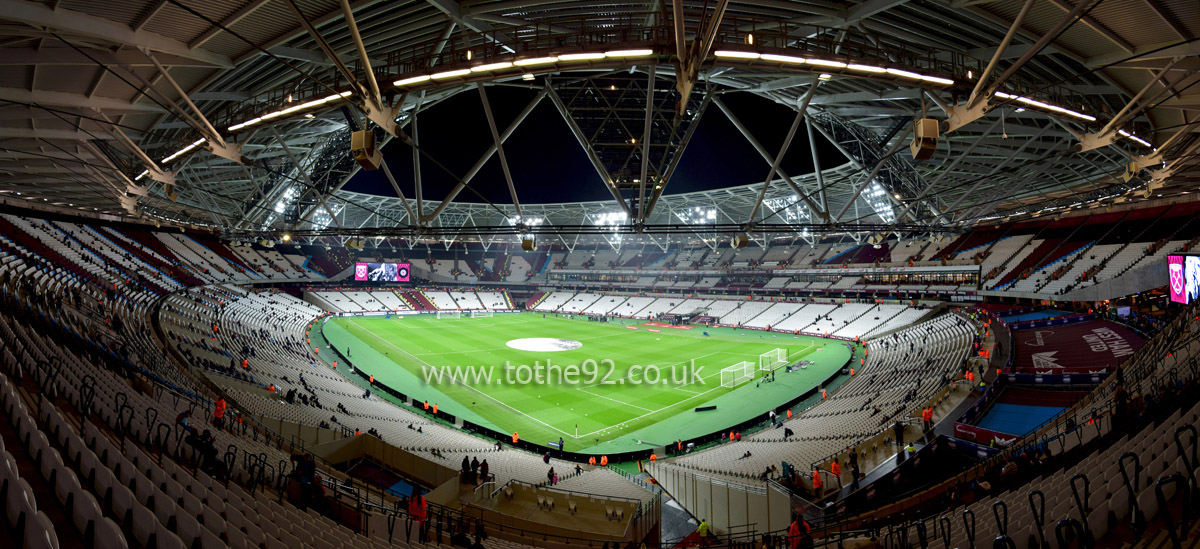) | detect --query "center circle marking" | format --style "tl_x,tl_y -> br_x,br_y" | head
505,338 -> 583,352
